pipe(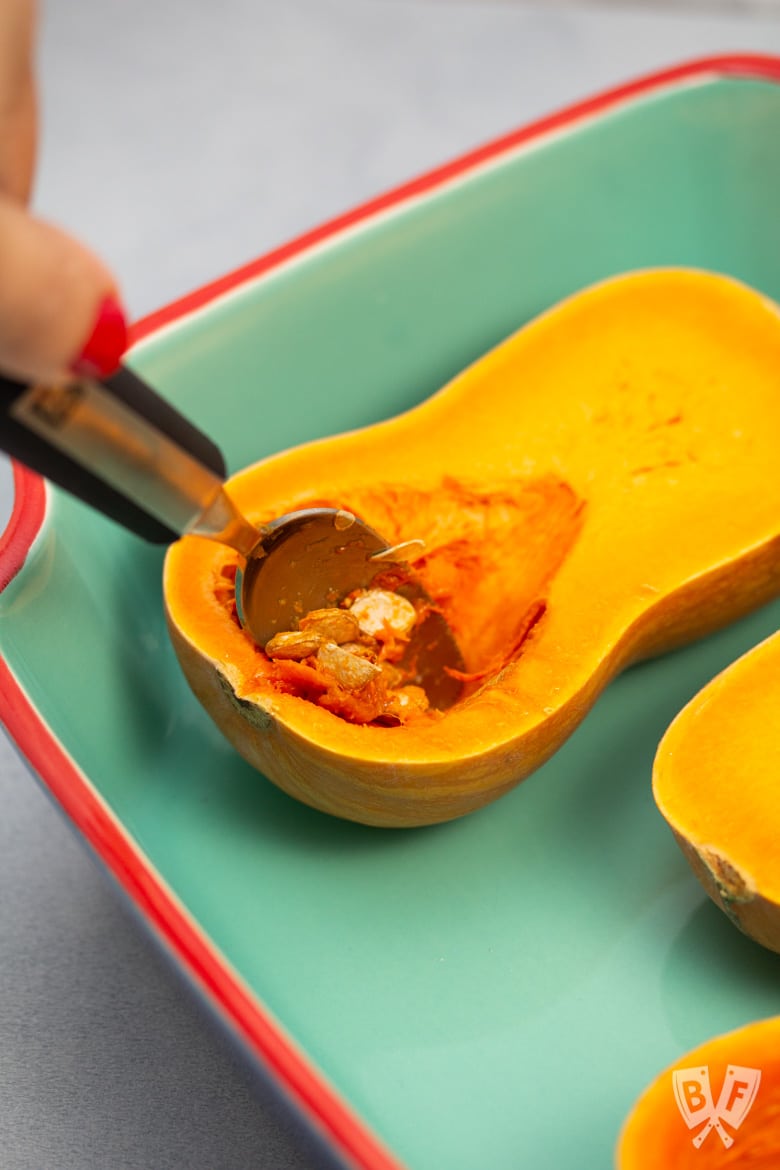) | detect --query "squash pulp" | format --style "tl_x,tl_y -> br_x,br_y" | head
164,269 -> 780,826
